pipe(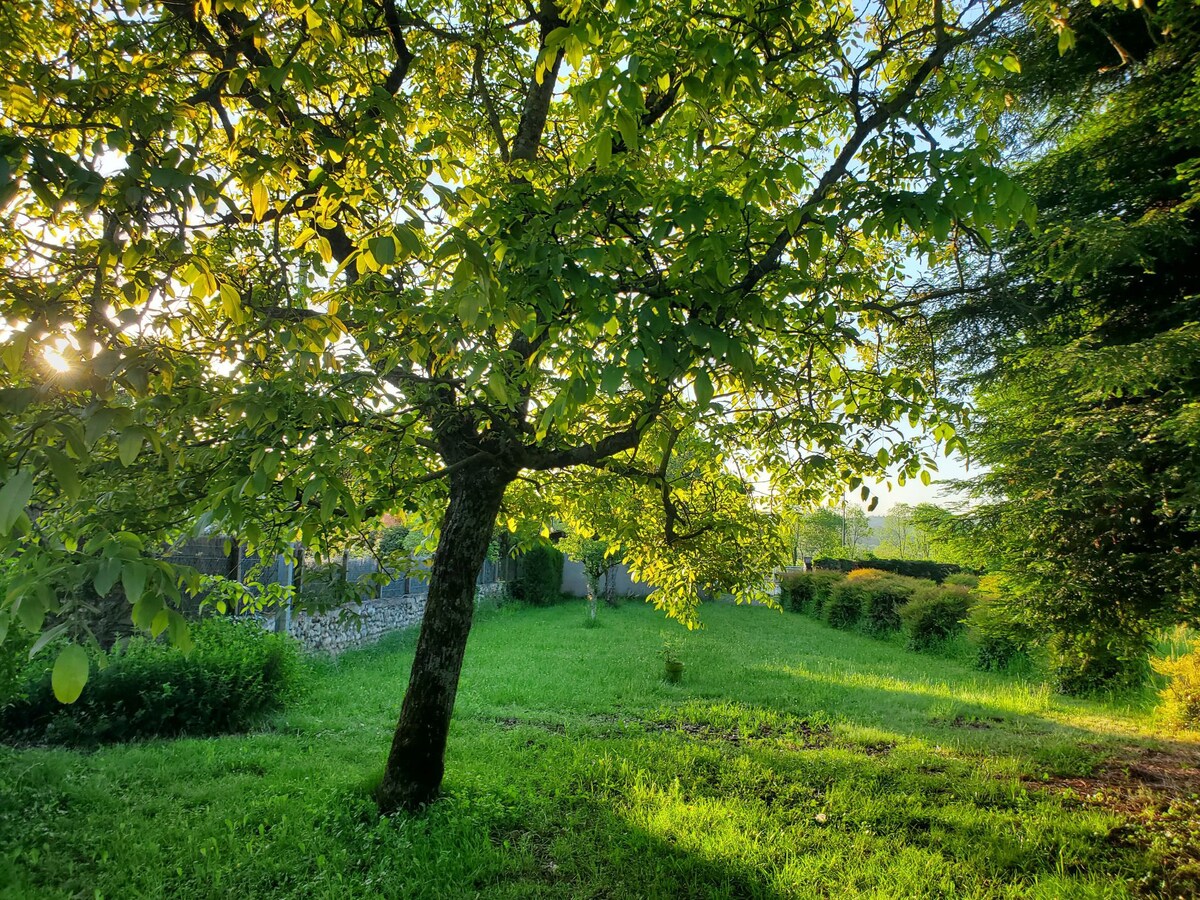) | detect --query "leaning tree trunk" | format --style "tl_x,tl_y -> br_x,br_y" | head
377,466 -> 509,814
